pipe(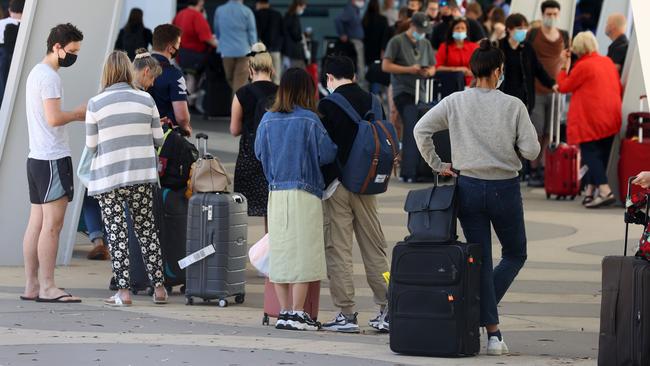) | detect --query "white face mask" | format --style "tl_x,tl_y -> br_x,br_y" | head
543,16 -> 558,28
354,0 -> 365,9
